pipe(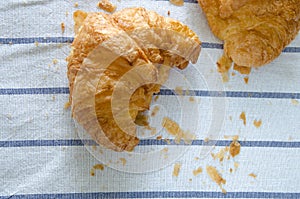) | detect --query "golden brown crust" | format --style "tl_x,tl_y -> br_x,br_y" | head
67,8 -> 201,151
199,0 -> 300,72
